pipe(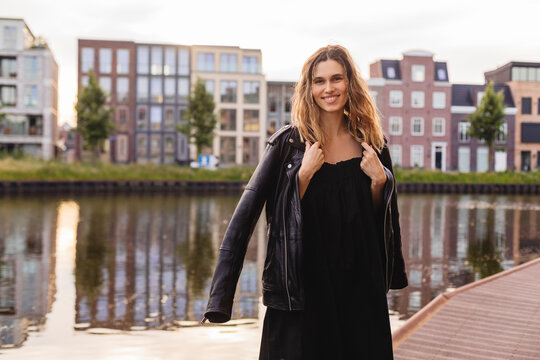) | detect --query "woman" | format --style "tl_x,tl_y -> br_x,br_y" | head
203,45 -> 408,360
